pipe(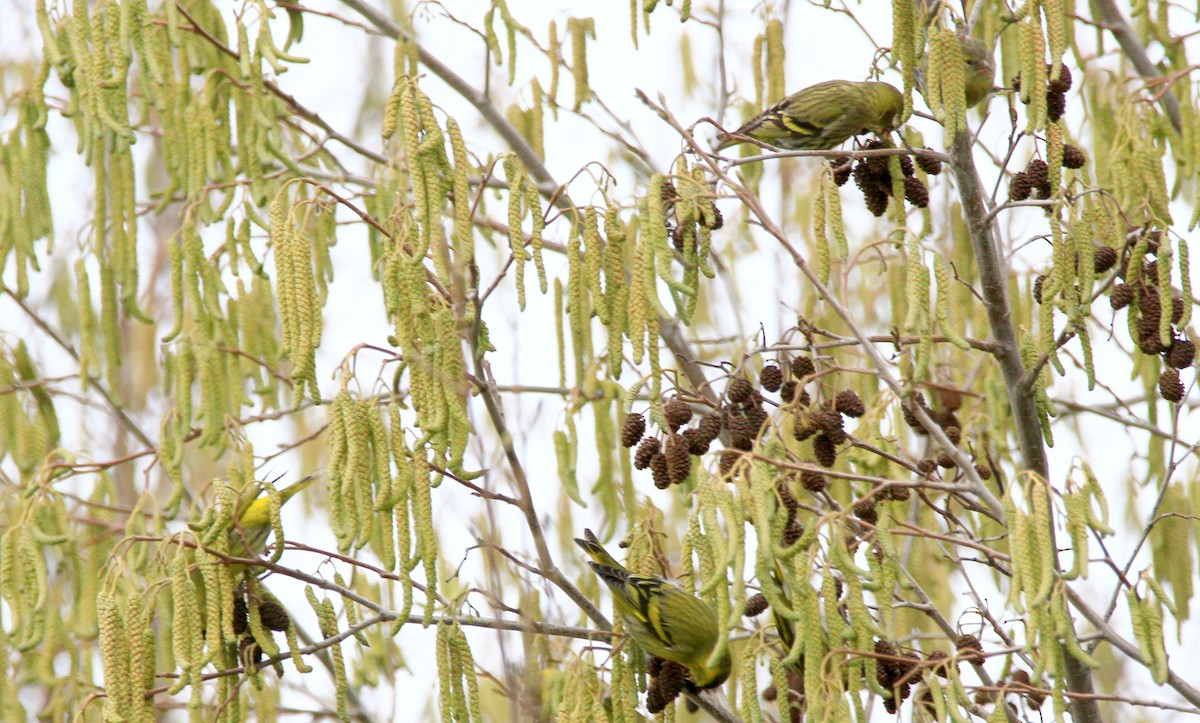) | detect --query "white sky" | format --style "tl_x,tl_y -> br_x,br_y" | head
2,0 -> 1198,719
